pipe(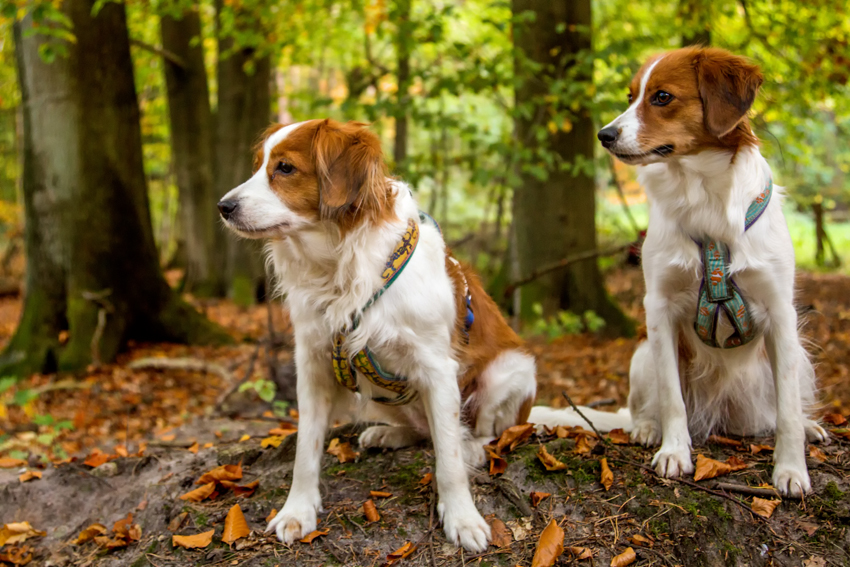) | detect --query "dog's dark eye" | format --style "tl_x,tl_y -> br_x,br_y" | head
651,91 -> 674,106
274,161 -> 295,177
628,92 -> 634,104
